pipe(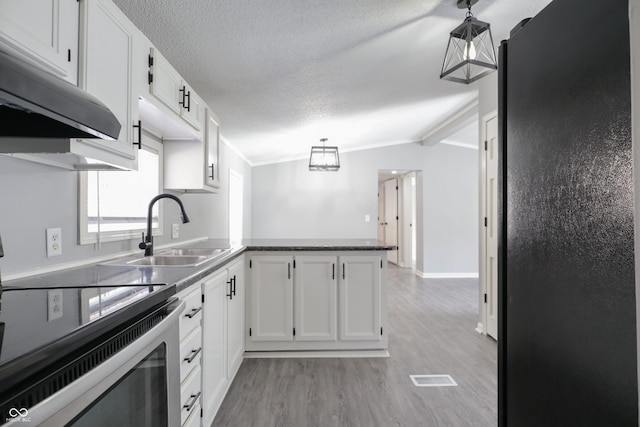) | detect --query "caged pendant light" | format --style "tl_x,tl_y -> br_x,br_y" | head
309,138 -> 340,171
440,0 -> 497,84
